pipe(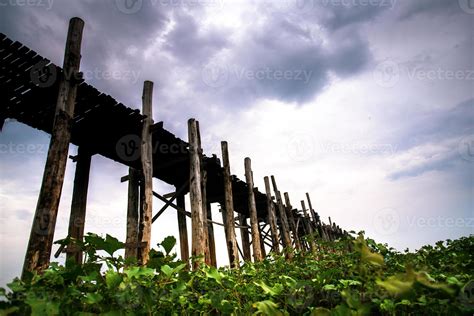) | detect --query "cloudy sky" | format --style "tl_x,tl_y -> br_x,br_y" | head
0,0 -> 473,287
